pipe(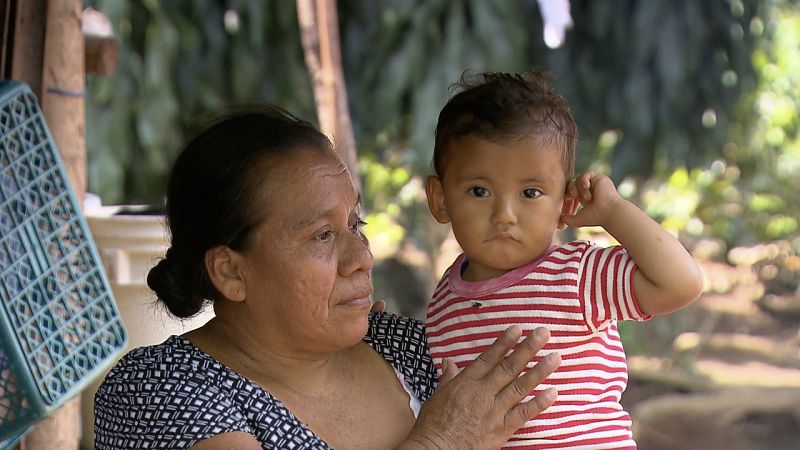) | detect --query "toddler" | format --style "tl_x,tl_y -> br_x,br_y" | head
425,72 -> 704,449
